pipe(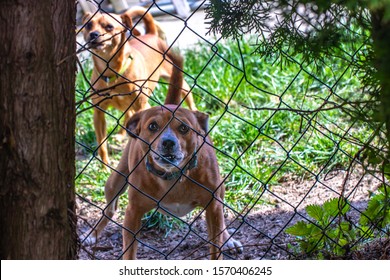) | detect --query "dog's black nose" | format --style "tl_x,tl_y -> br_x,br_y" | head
162,139 -> 176,151
89,31 -> 100,41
